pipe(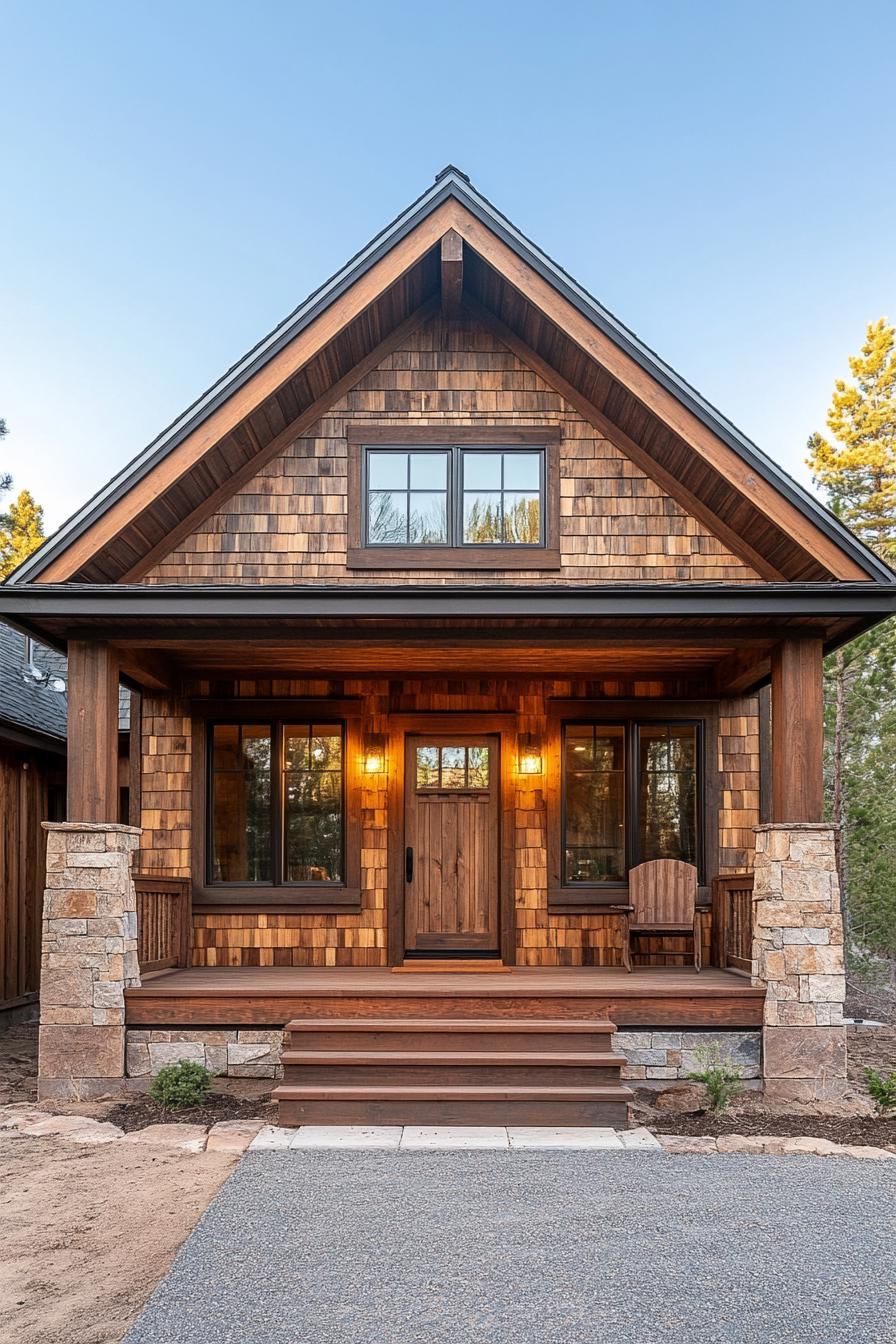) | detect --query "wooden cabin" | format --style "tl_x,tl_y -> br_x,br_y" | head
6,168 -> 896,1121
